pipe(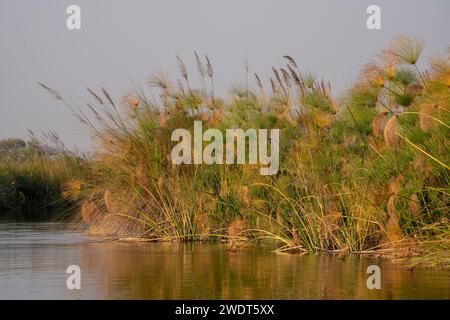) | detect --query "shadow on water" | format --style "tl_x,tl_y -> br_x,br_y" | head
0,207 -> 76,222
0,220 -> 448,299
